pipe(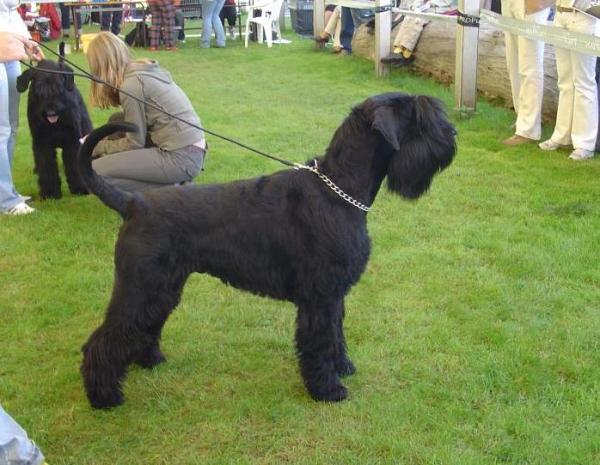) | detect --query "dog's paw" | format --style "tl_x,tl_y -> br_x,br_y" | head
69,187 -> 89,196
88,388 -> 124,410
40,190 -> 62,200
336,358 -> 356,378
308,383 -> 348,402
